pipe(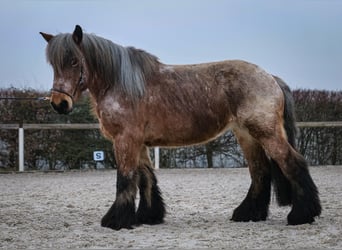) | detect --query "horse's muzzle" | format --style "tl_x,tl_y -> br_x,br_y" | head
50,93 -> 73,114
51,100 -> 73,114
